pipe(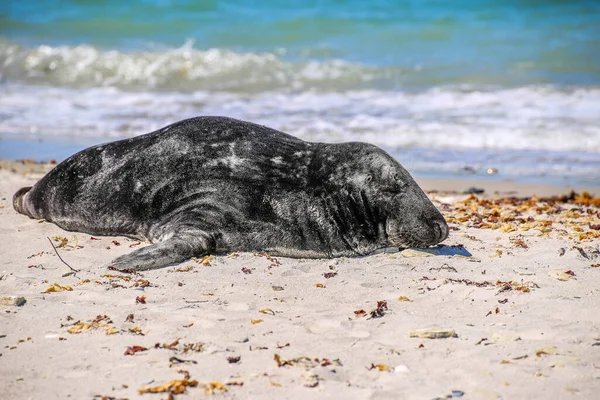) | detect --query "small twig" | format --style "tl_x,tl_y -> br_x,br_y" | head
47,237 -> 79,274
